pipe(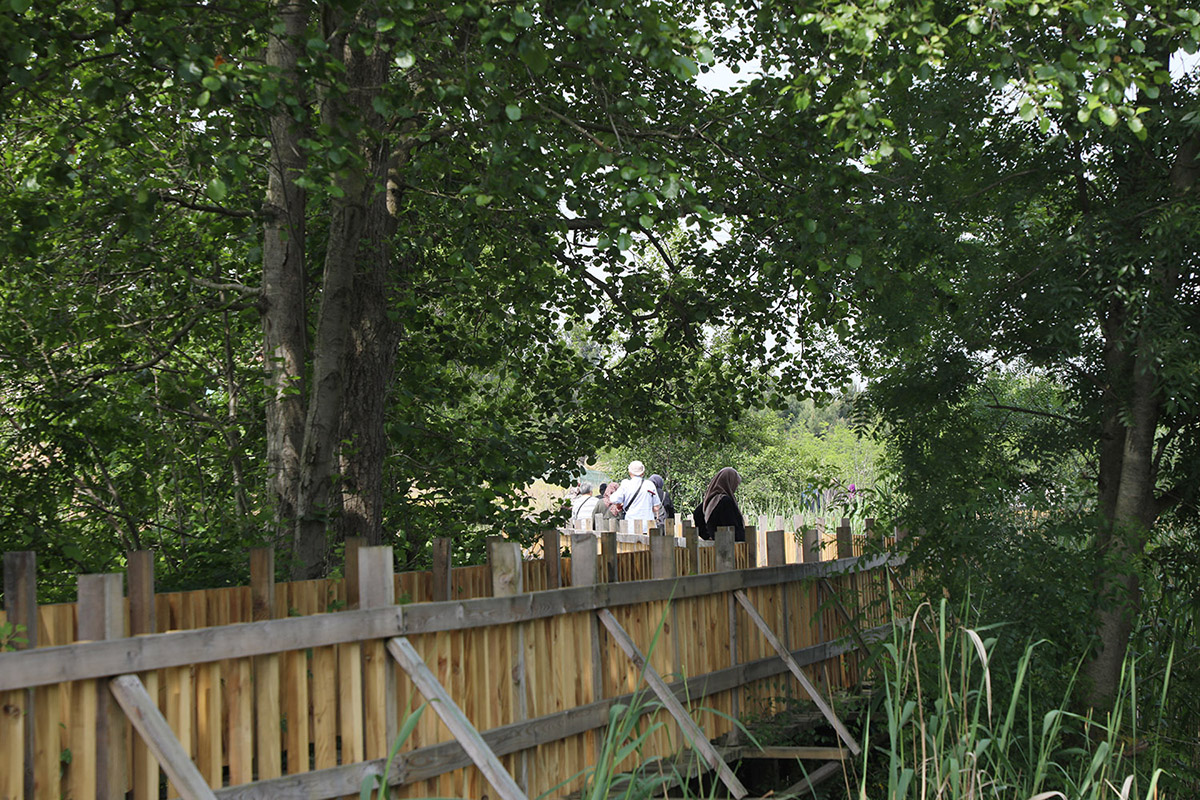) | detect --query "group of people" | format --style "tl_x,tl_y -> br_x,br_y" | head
569,462 -> 746,542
